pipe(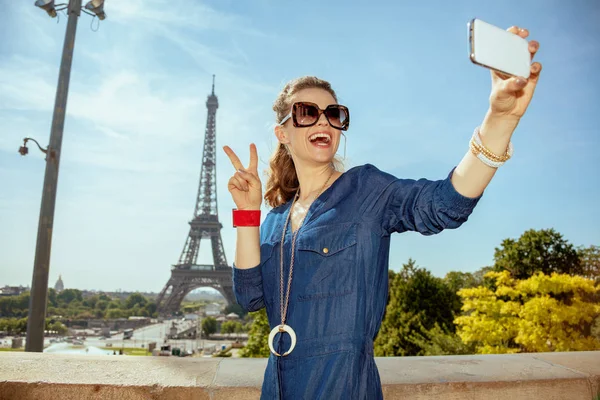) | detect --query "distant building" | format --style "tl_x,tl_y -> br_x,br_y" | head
205,303 -> 221,316
0,285 -> 29,297
184,313 -> 199,321
54,275 -> 64,292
